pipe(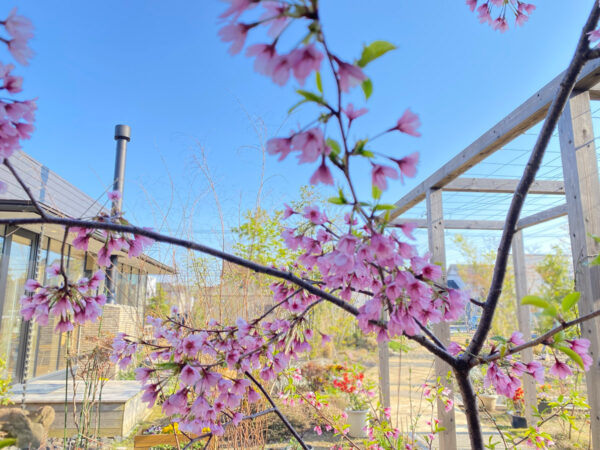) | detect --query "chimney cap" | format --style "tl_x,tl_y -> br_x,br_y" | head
114,124 -> 131,141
